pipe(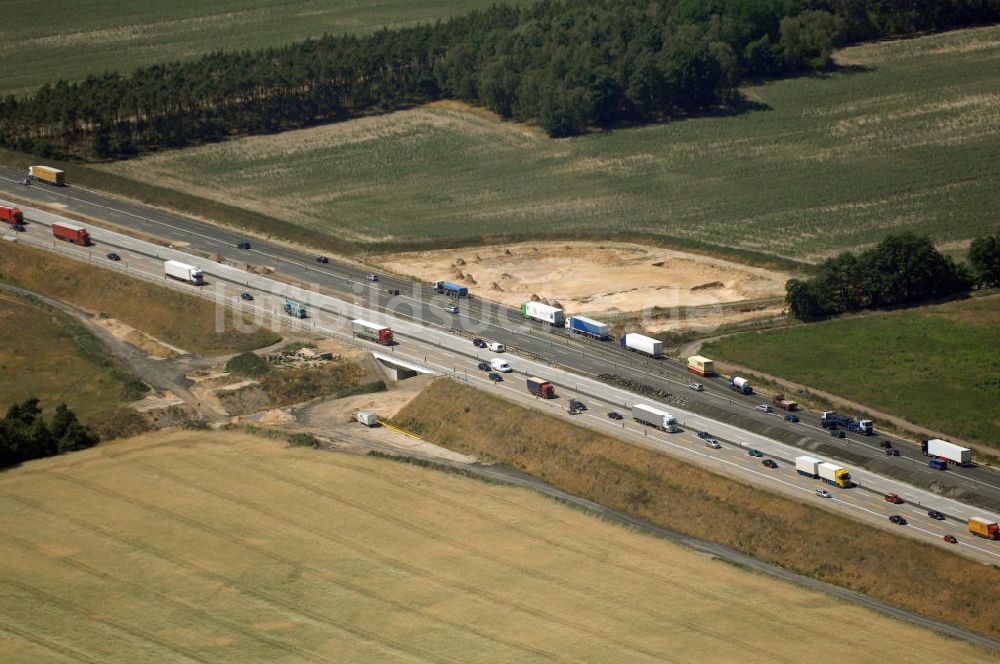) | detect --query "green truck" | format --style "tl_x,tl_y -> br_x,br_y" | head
283,299 -> 307,318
